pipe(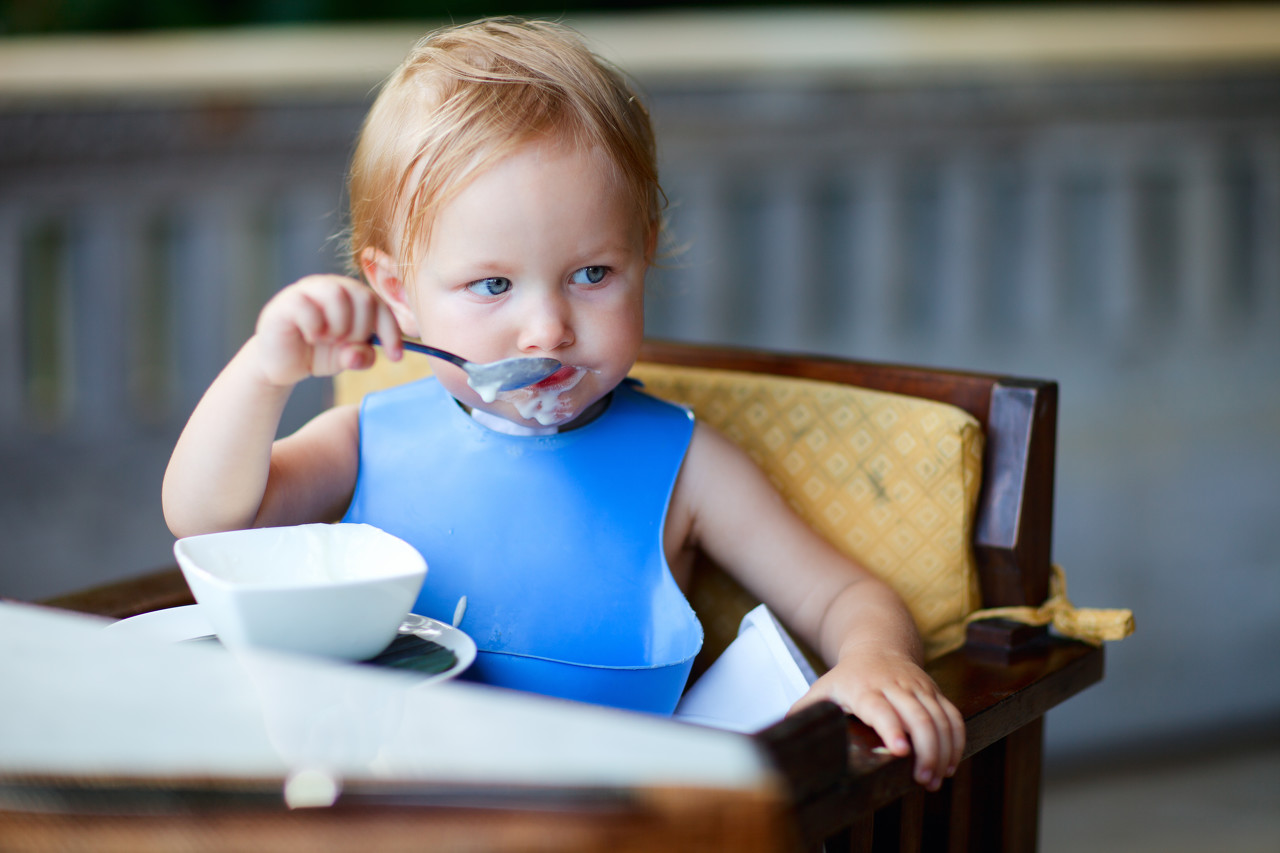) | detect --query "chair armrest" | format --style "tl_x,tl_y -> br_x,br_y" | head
754,636 -> 1103,846
37,567 -> 193,620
